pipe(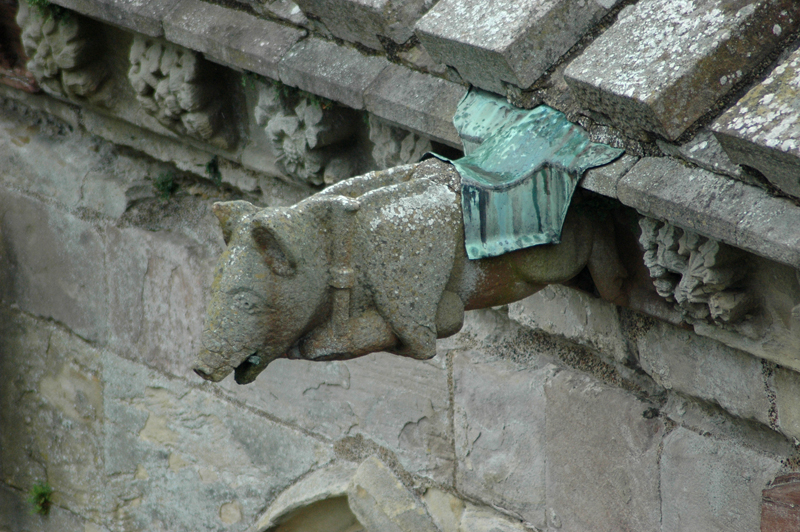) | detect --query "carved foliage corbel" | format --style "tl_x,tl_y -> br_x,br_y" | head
16,2 -> 108,101
639,216 -> 755,324
255,82 -> 358,185
129,36 -> 230,148
368,114 -> 431,169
